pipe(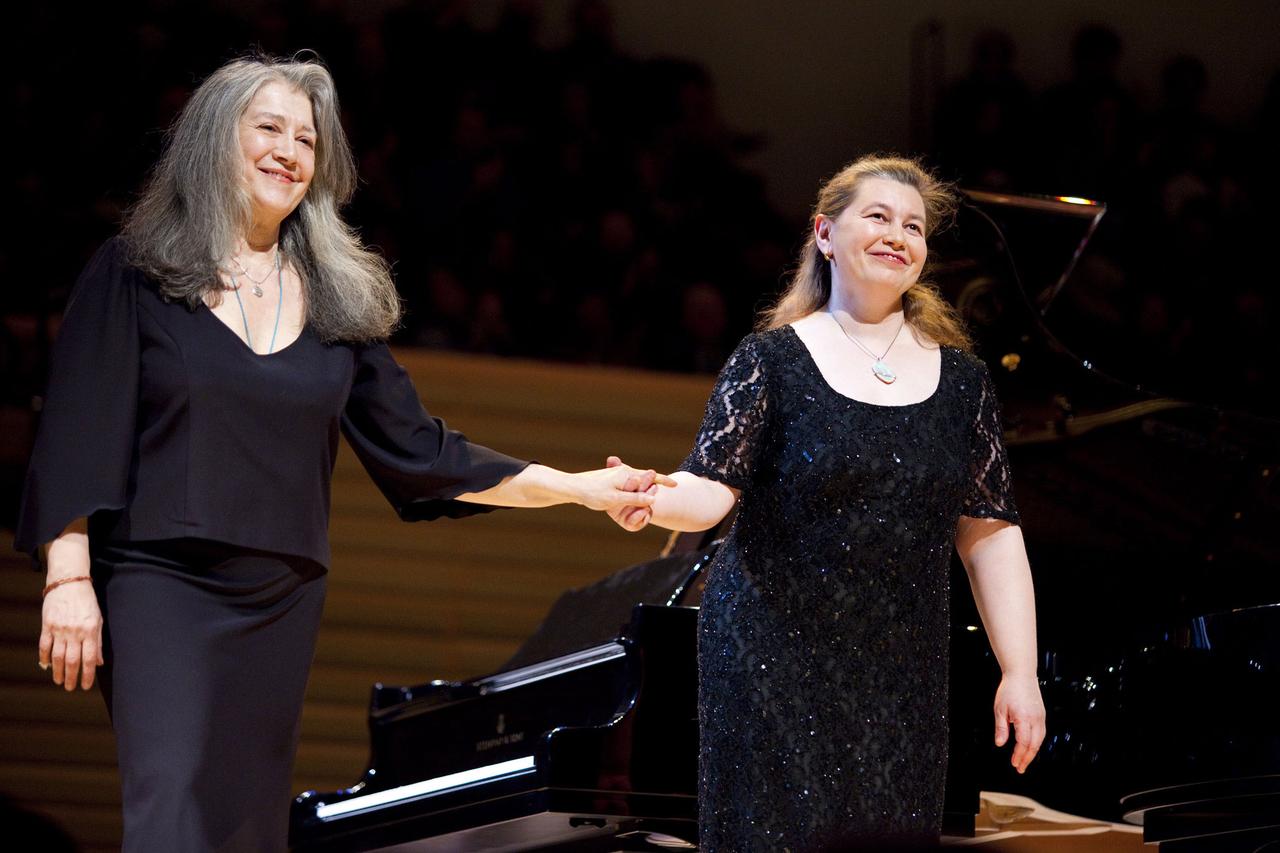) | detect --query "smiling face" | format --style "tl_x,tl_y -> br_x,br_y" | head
237,80 -> 316,230
817,176 -> 928,299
